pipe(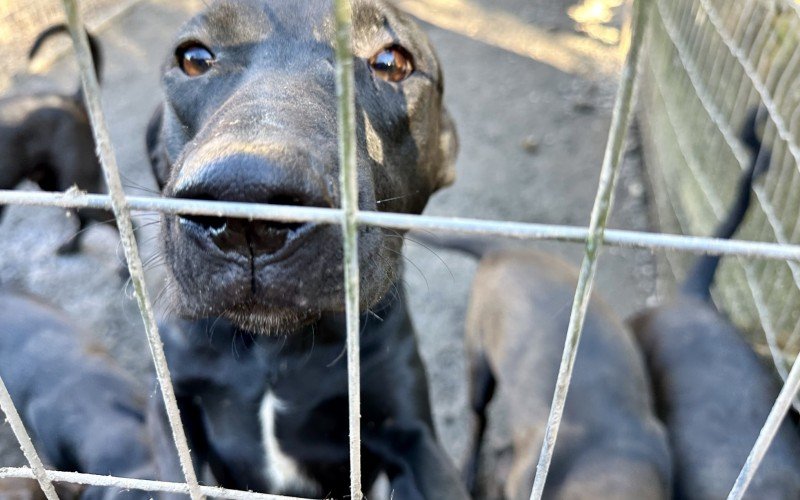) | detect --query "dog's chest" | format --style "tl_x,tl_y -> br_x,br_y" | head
259,390 -> 322,496
164,318 -> 394,495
